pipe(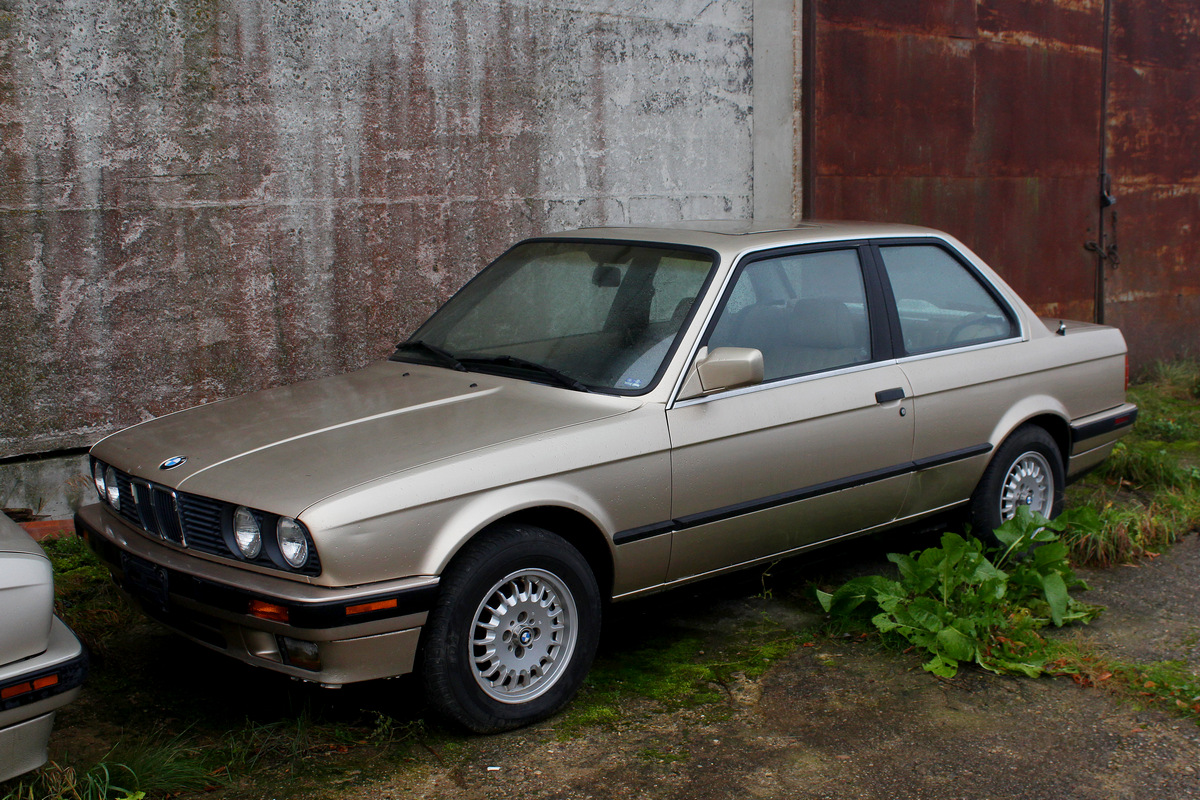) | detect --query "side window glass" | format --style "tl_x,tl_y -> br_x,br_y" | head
878,245 -> 1016,354
707,249 -> 871,381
